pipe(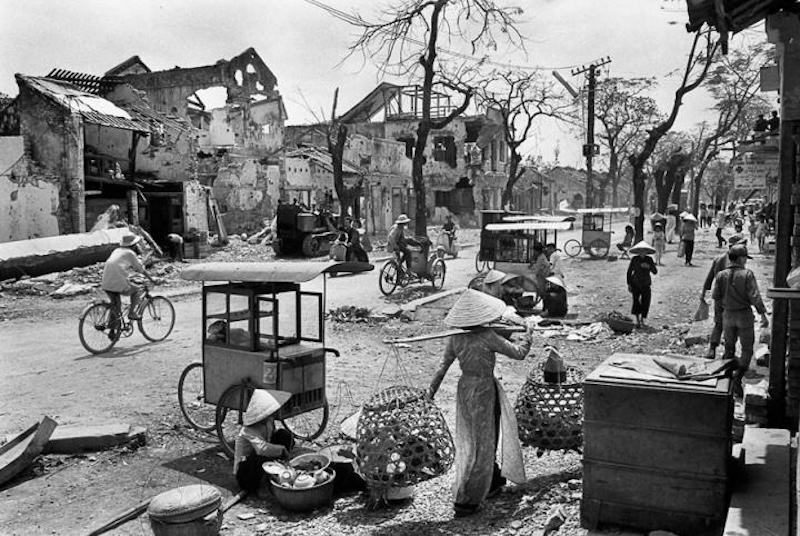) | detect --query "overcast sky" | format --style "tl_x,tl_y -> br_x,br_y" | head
0,0 -> 774,167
